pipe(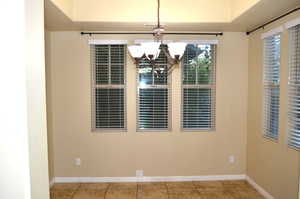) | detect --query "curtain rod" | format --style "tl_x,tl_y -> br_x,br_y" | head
246,6 -> 300,35
80,32 -> 223,36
